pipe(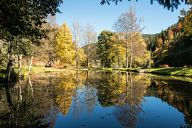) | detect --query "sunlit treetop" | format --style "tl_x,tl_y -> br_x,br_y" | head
100,0 -> 192,11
